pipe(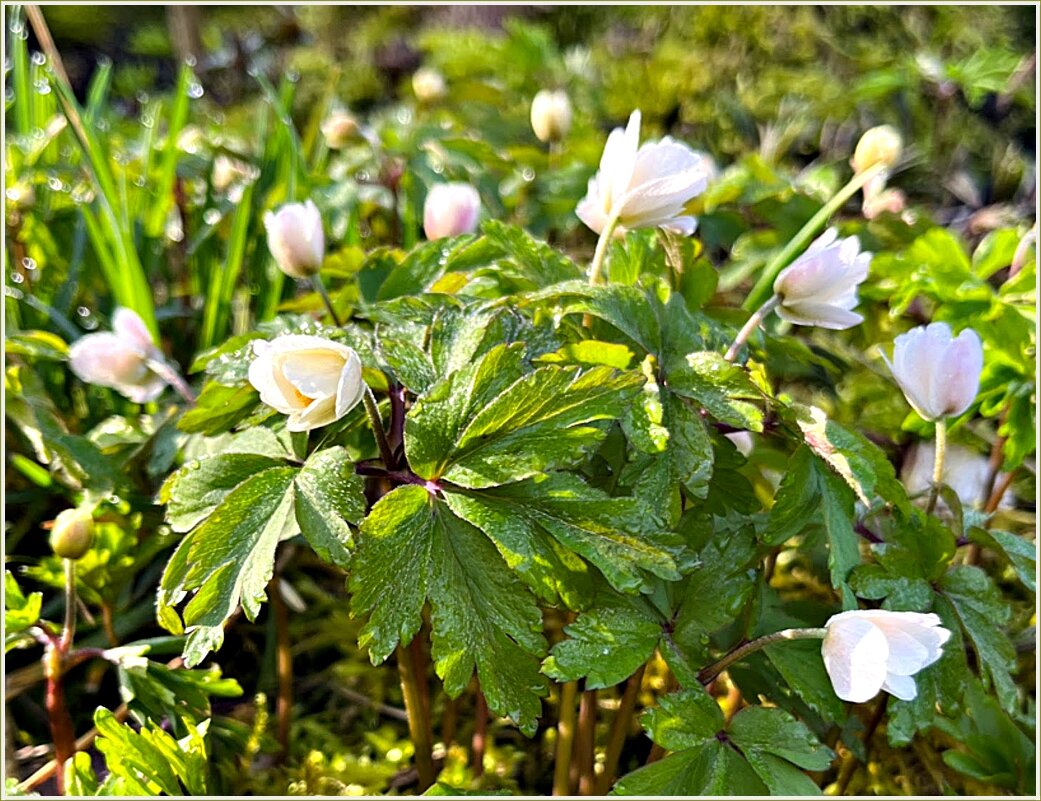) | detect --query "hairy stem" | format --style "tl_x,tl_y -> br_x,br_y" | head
743,163 -> 885,311
724,295 -> 780,362
552,681 -> 578,795
925,418 -> 947,515
311,273 -> 342,327
697,627 -> 828,685
362,386 -> 396,468
397,641 -> 436,791
598,665 -> 645,794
